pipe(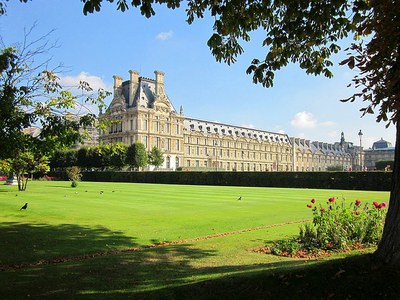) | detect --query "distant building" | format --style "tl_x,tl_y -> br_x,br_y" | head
99,70 -> 363,171
364,138 -> 395,170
